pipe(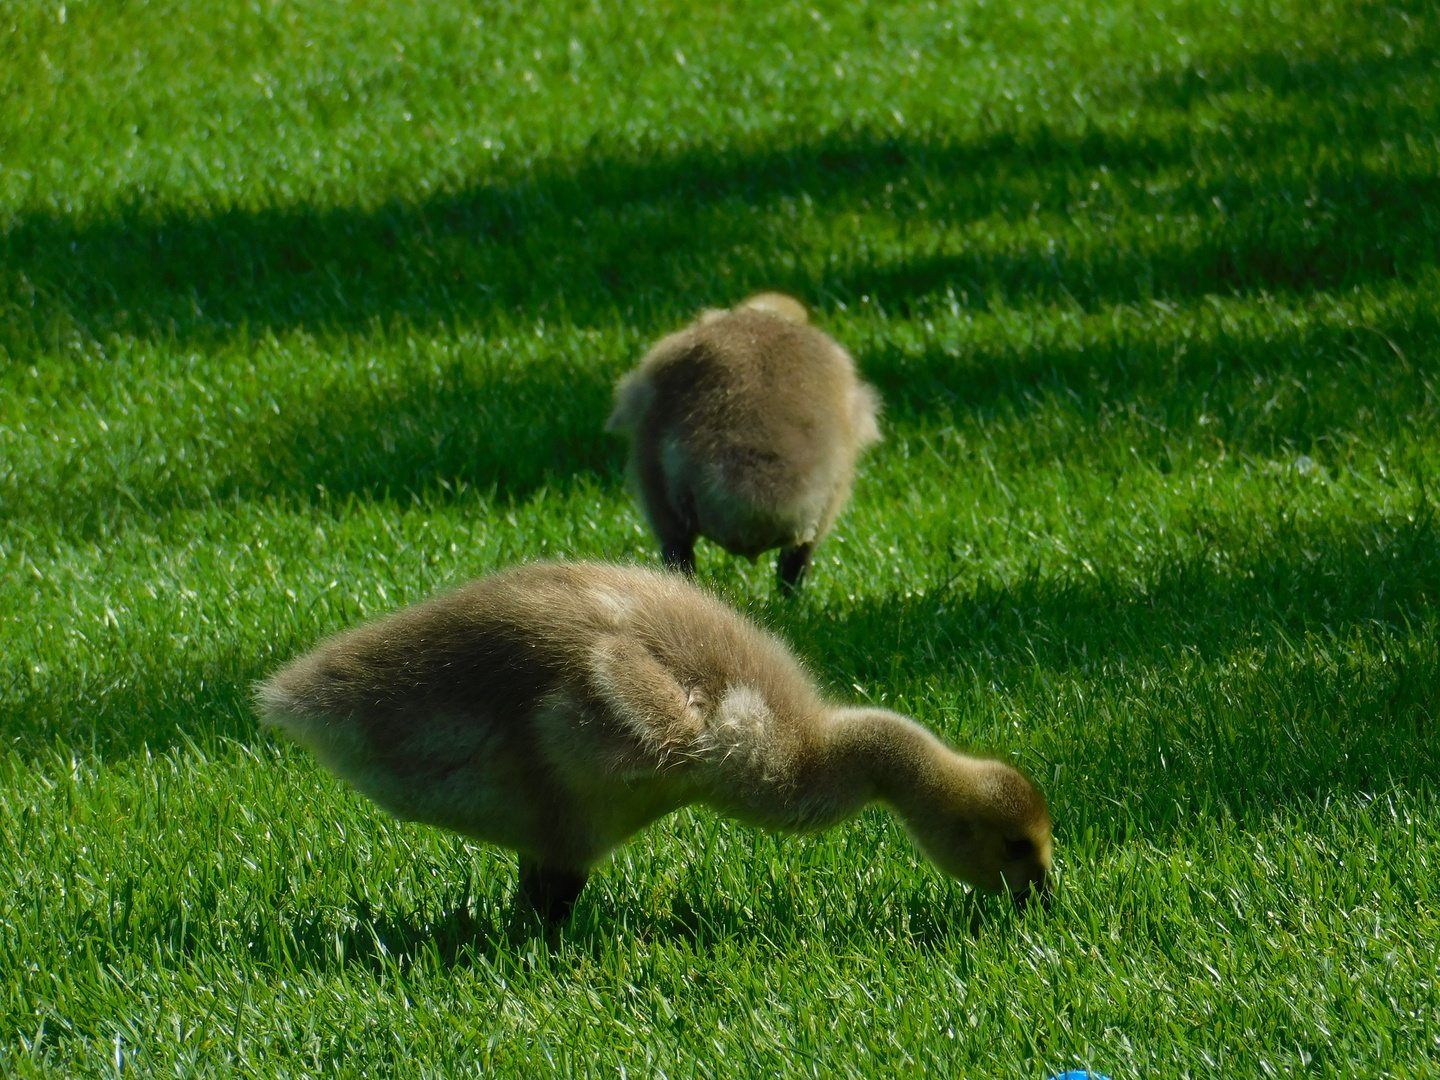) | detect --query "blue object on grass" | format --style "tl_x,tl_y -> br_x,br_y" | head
1047,1072 -> 1113,1080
